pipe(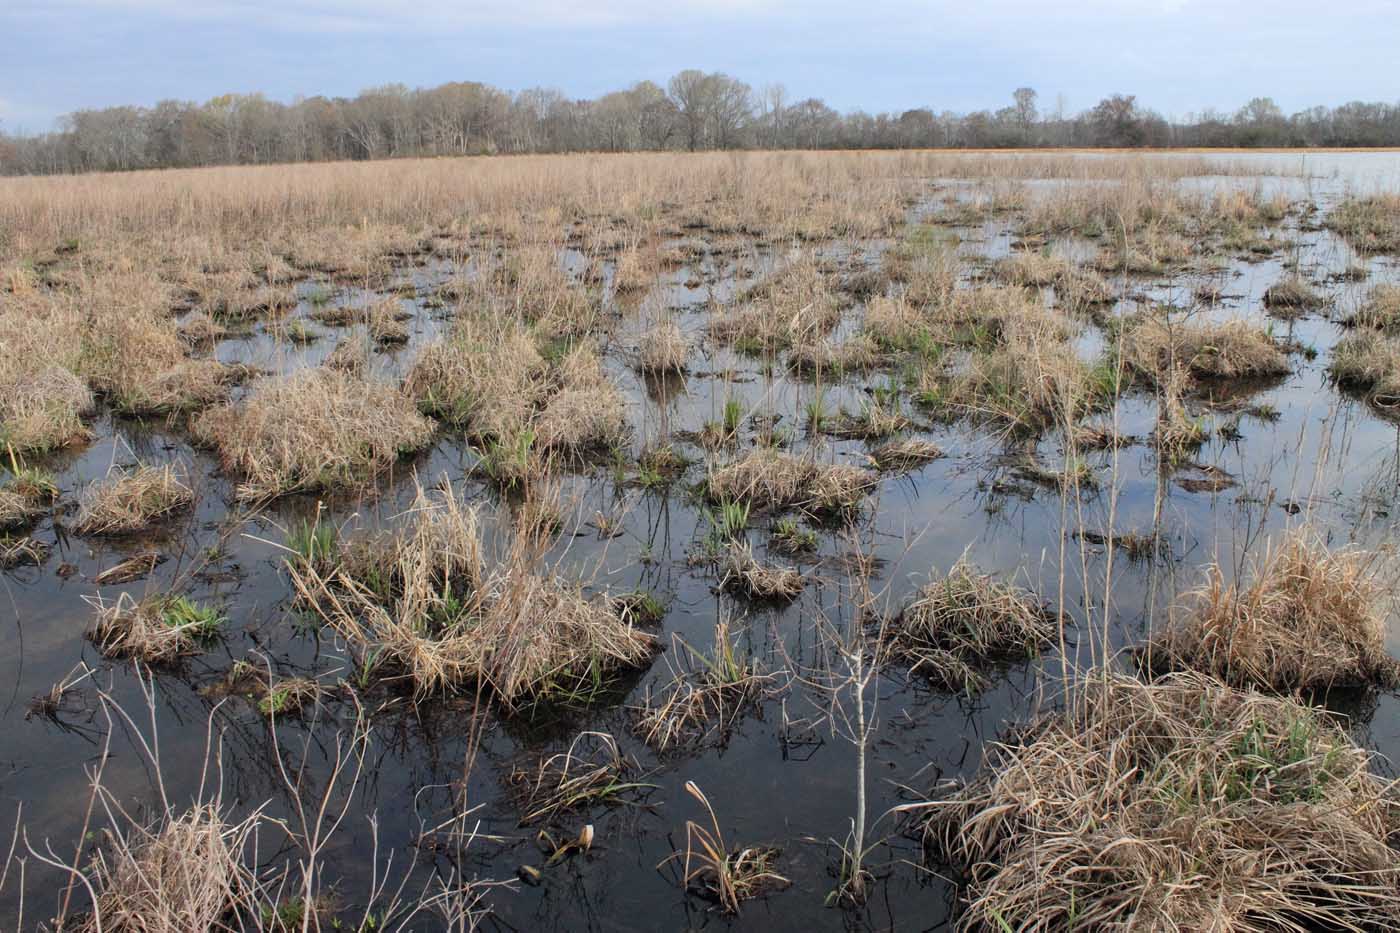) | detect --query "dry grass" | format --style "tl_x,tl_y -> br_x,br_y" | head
1347,283 -> 1400,331
706,449 -> 879,518
1331,330 -> 1400,401
786,335 -> 880,375
84,803 -> 264,933
534,344 -> 629,454
1122,314 -> 1291,381
867,438 -> 943,473
882,559 -> 1055,692
0,364 -> 94,452
404,318 -> 547,437
638,319 -> 689,374
507,731 -> 650,825
88,592 -> 224,662
1152,366 -> 1210,461
915,671 -> 1400,930
709,255 -> 843,352
1264,276 -> 1327,315
0,470 -> 57,531
719,543 -> 805,601
671,781 -> 789,914
634,621 -> 770,752
195,368 -> 435,499
1327,193 -> 1400,253
289,482 -> 655,706
73,464 -> 194,535
1146,530 -> 1400,690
